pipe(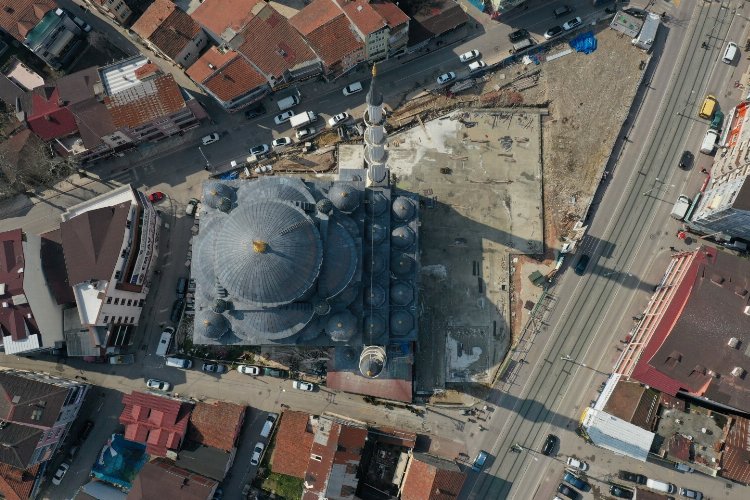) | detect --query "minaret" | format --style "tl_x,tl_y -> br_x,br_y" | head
364,65 -> 389,187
